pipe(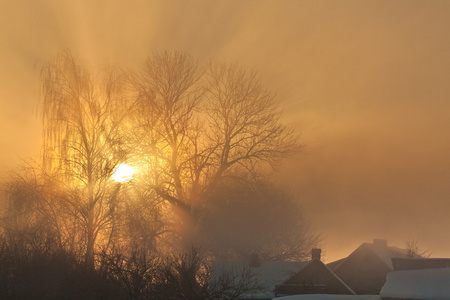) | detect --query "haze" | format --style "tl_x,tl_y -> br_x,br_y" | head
1,0 -> 450,262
